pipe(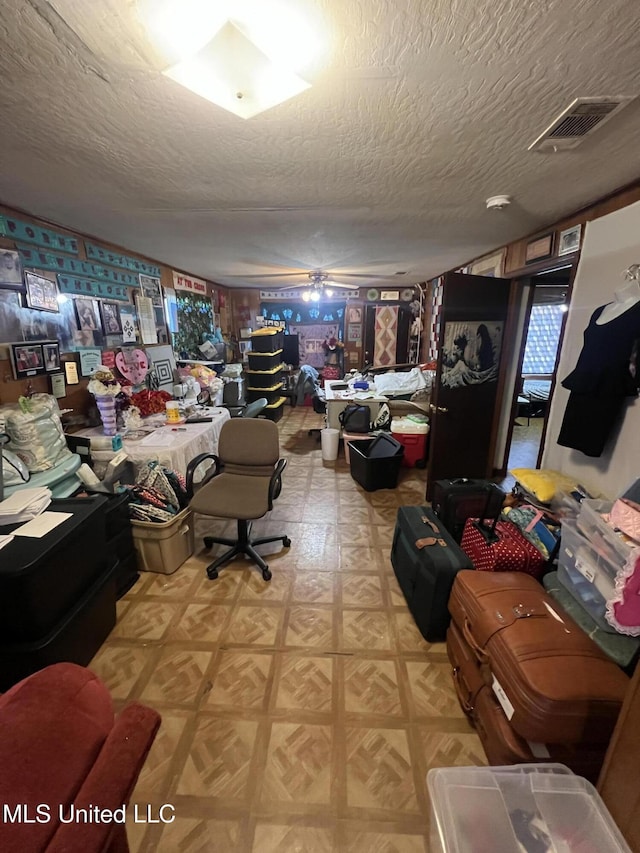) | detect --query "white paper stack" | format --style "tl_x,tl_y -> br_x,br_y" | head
0,488 -> 52,526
